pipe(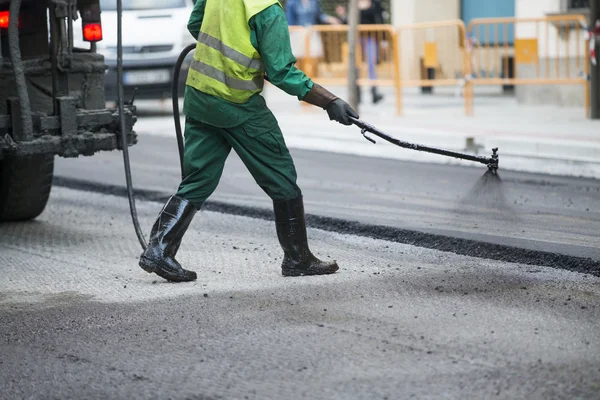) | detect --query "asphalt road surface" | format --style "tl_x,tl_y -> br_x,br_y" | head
1,188 -> 599,399
54,134 -> 600,264
2,120 -> 600,399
